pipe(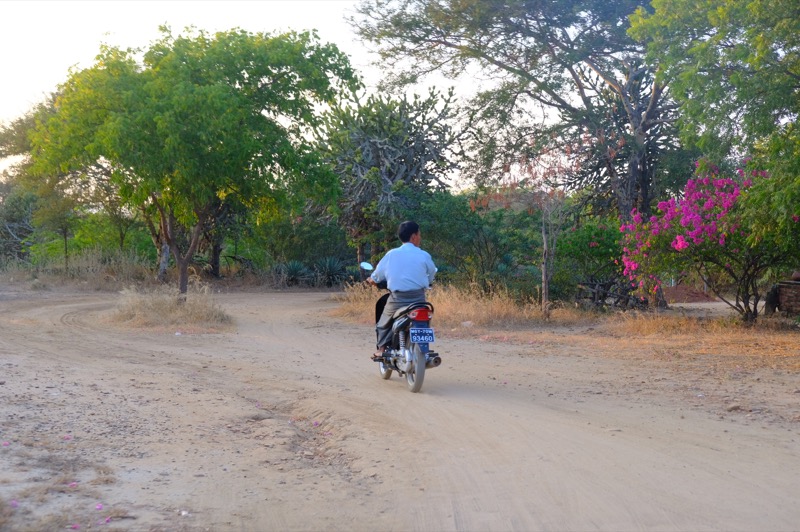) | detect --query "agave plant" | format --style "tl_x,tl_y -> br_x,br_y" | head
274,260 -> 313,286
313,257 -> 348,287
